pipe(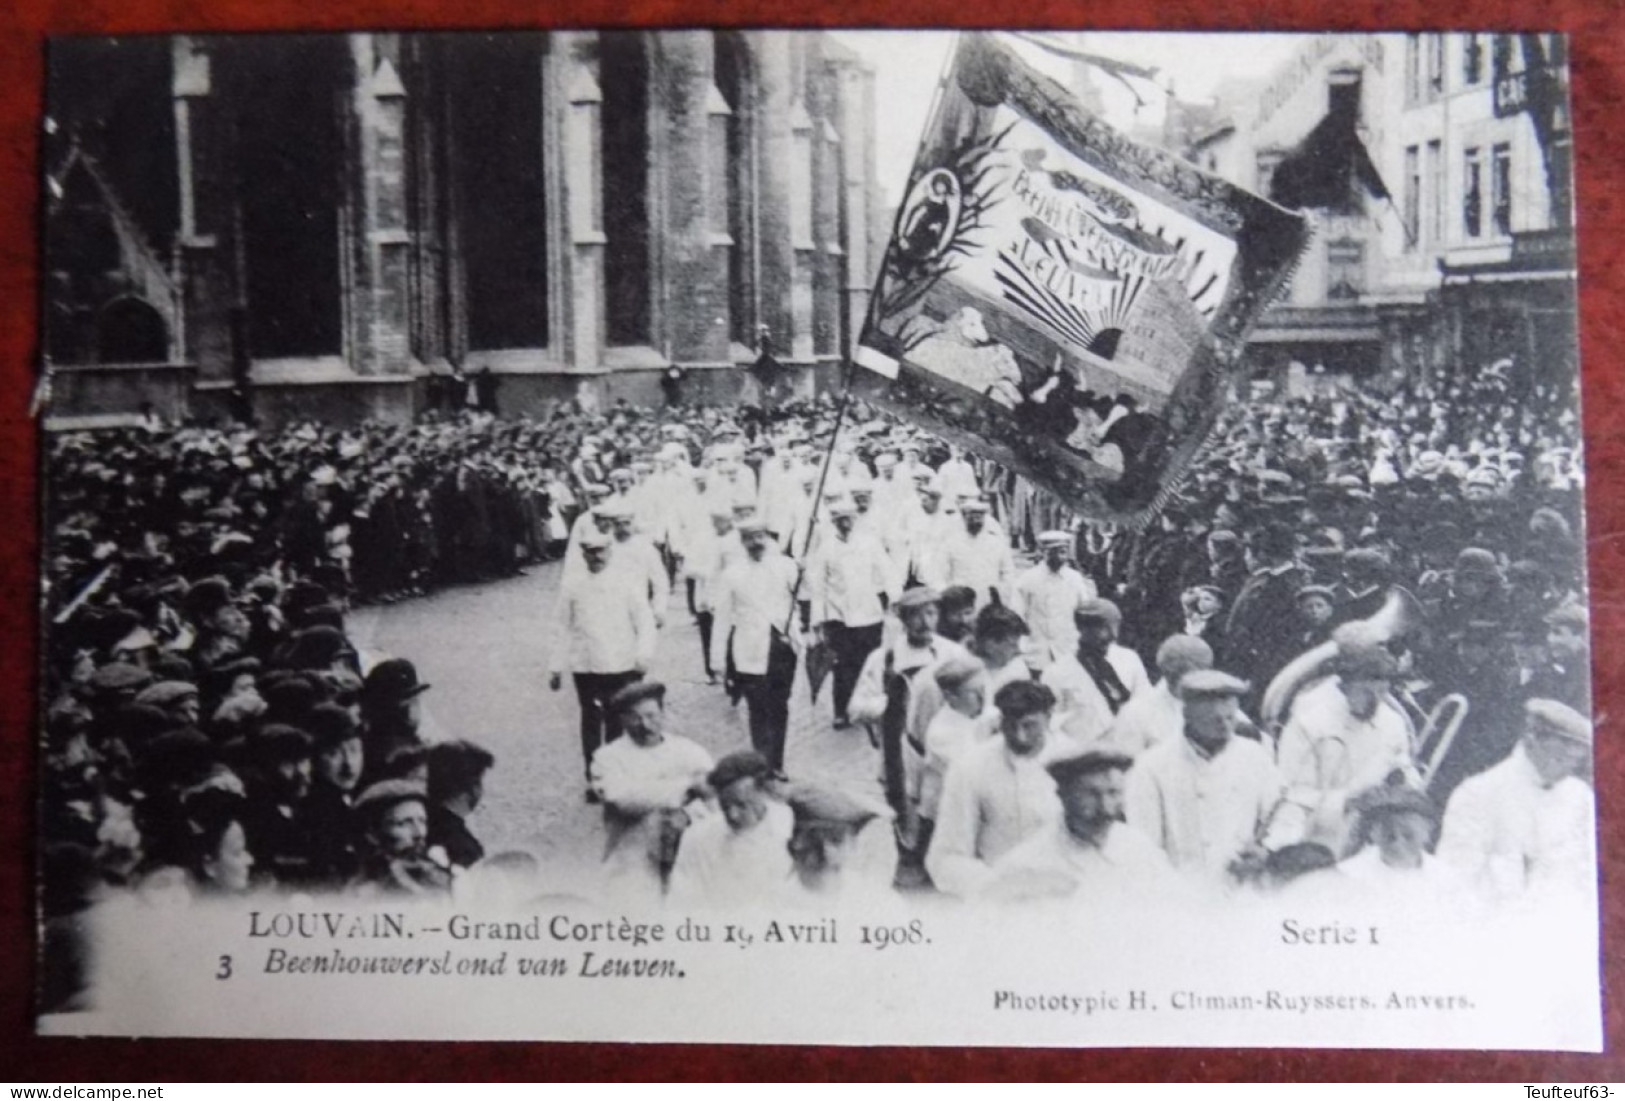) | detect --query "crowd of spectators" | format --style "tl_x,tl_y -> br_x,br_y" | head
37,359 -> 1593,1009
